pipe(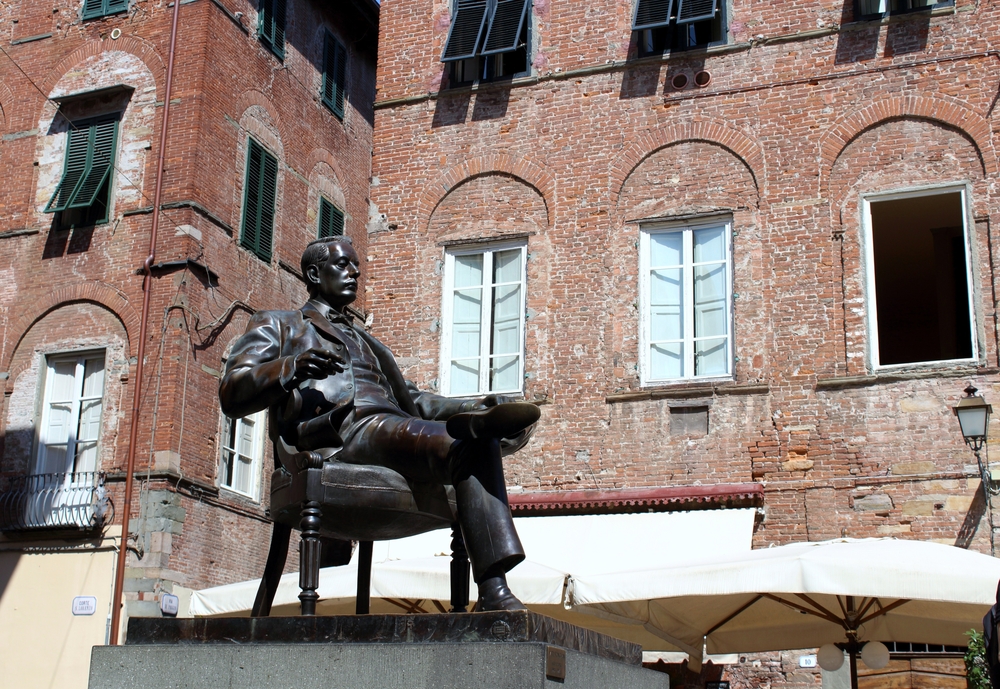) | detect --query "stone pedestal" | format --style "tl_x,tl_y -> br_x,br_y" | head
89,613 -> 669,689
